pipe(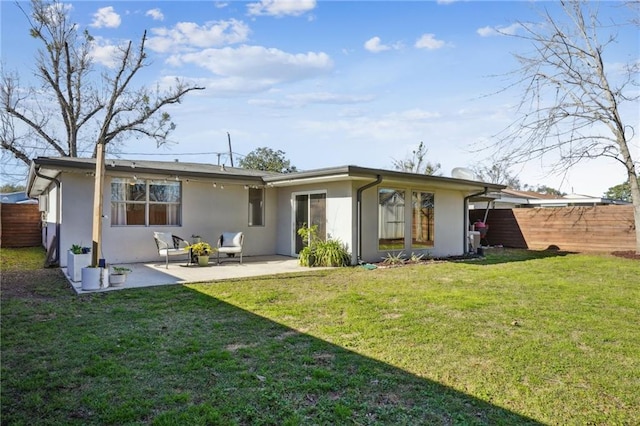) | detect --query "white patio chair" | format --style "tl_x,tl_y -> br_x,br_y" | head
153,232 -> 190,268
217,232 -> 244,264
